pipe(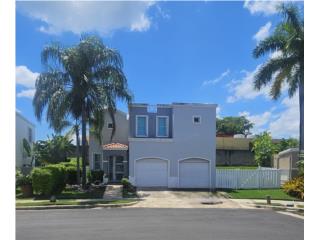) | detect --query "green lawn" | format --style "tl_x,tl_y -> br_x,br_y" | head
216,166 -> 258,170
224,189 -> 297,200
16,199 -> 134,207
